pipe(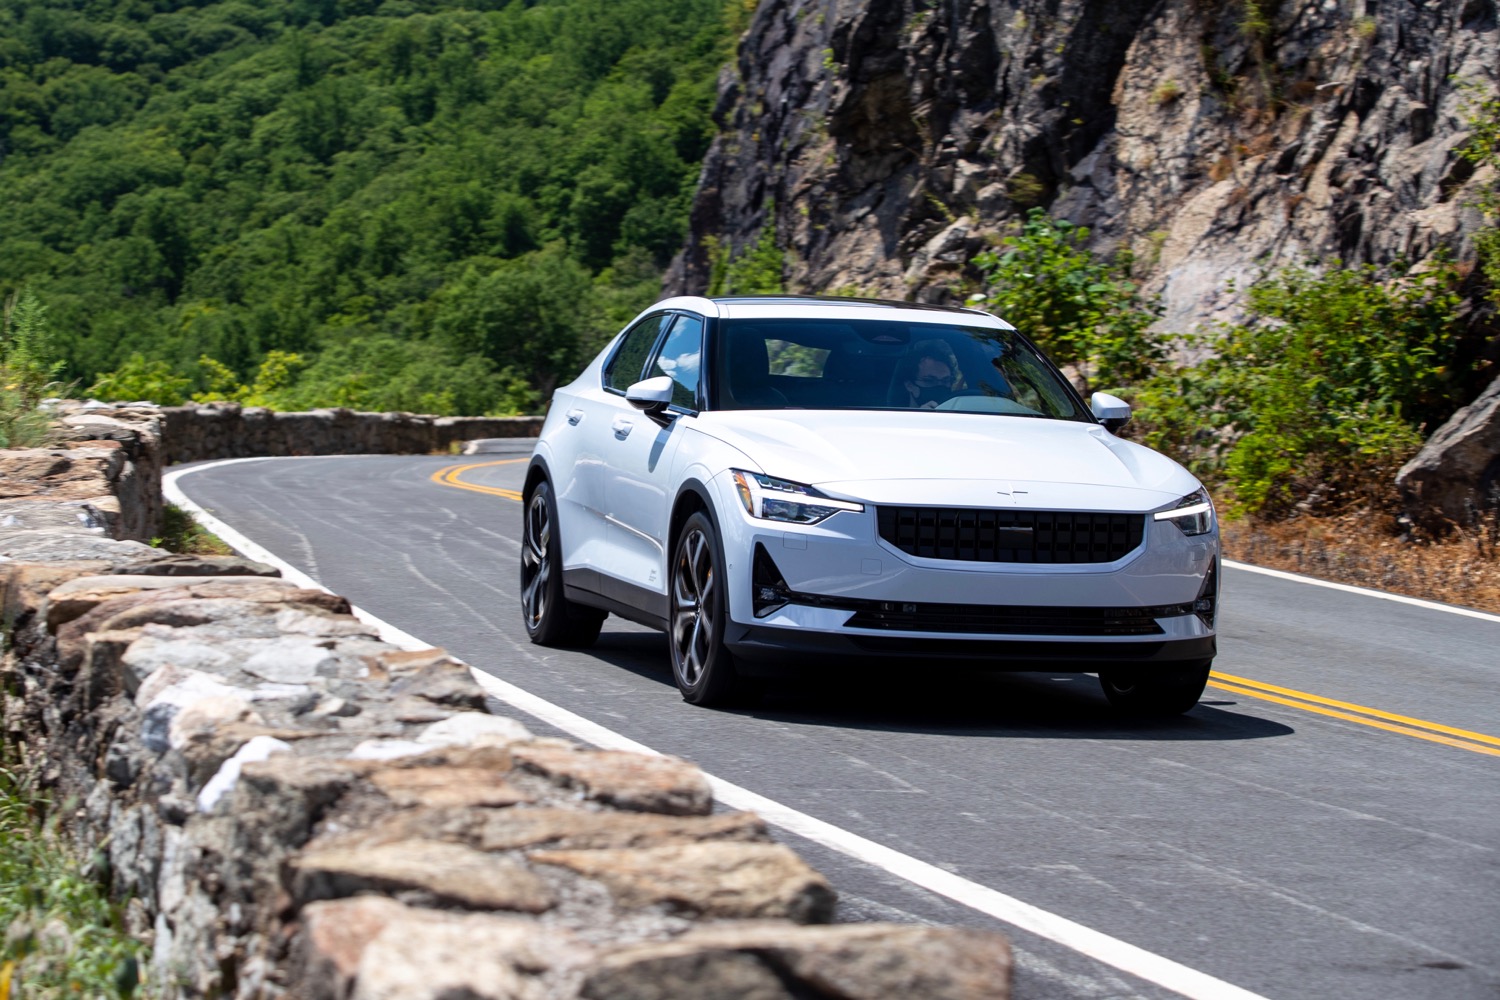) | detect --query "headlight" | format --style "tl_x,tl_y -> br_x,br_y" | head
730,470 -> 864,525
1153,488 -> 1215,536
